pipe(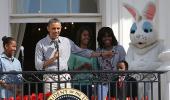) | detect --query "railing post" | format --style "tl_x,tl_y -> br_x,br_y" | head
158,73 -> 161,100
